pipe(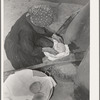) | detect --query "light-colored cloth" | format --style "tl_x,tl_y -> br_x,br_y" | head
44,39 -> 70,61
3,69 -> 56,100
